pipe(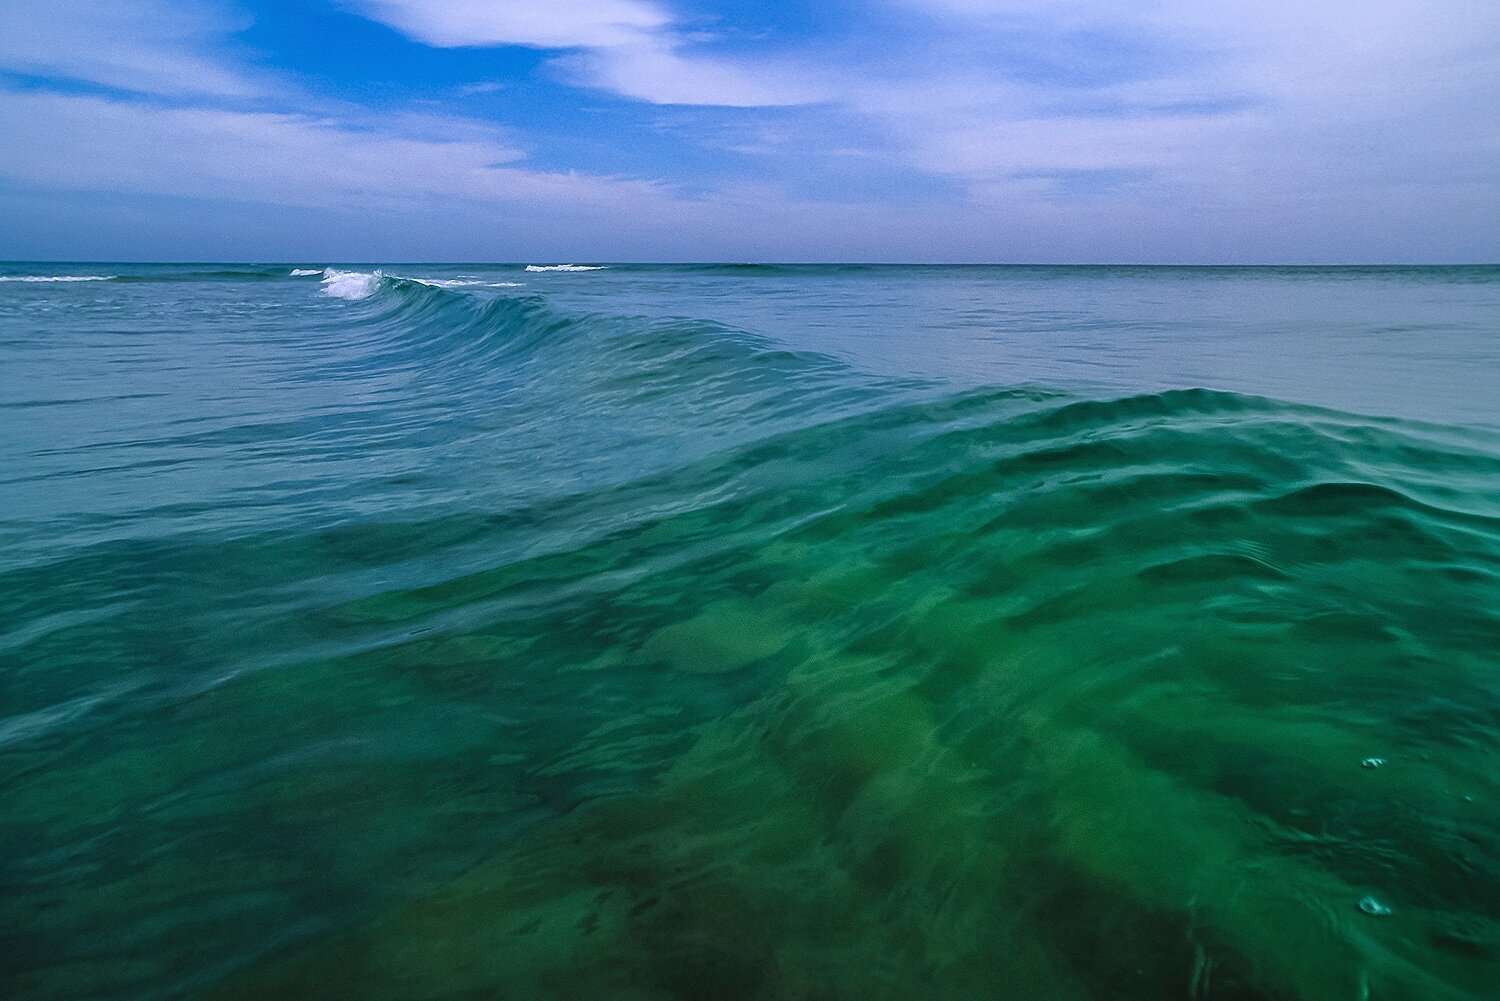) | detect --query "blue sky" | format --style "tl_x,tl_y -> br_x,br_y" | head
0,0 -> 1497,262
